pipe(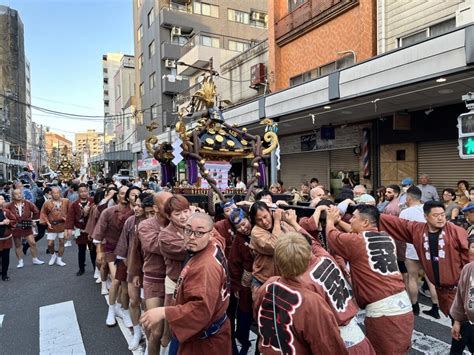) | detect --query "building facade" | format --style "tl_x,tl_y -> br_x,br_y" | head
45,132 -> 73,169
132,0 -> 268,147
102,53 -> 124,145
0,5 -> 27,174
112,55 -> 137,152
268,0 -> 377,92
75,129 -> 103,167
377,0 -> 468,54
147,1 -> 474,195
